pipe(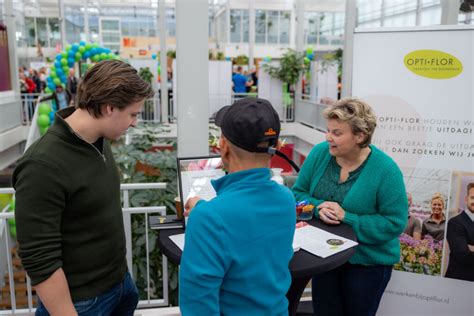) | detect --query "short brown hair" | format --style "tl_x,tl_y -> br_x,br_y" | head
77,60 -> 154,117
323,98 -> 377,148
468,183 -> 474,194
